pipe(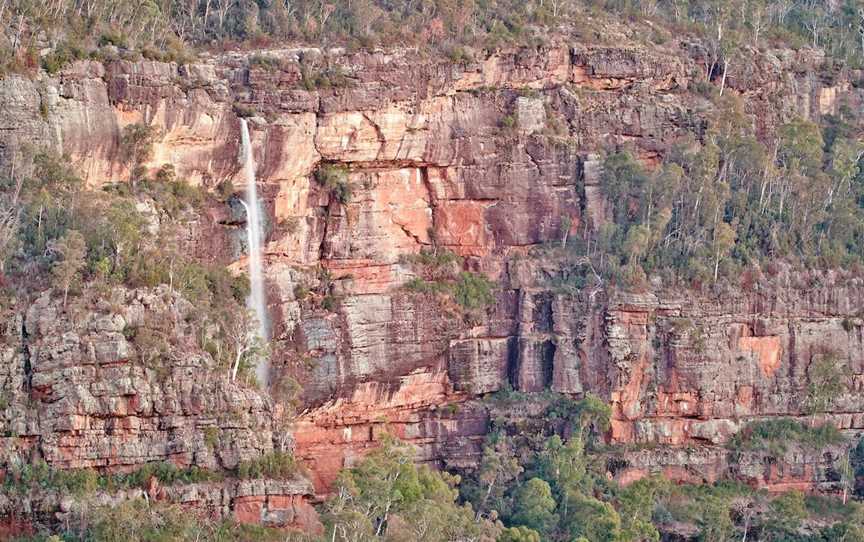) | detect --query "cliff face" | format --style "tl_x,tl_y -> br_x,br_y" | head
1,37 -> 863,507
0,285 -> 321,532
